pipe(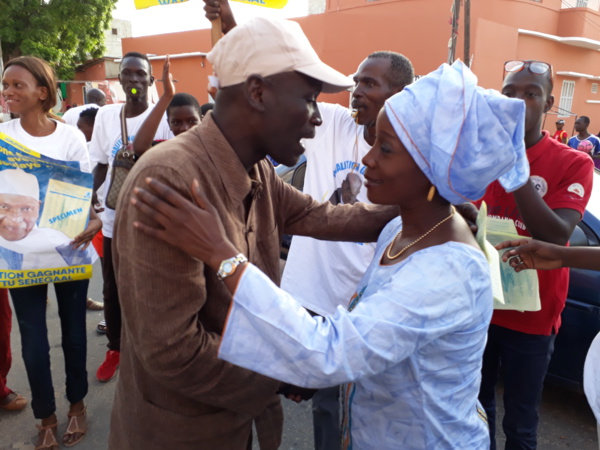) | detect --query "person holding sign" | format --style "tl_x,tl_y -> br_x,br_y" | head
0,56 -> 101,450
128,61 -> 529,449
474,60 -> 594,450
